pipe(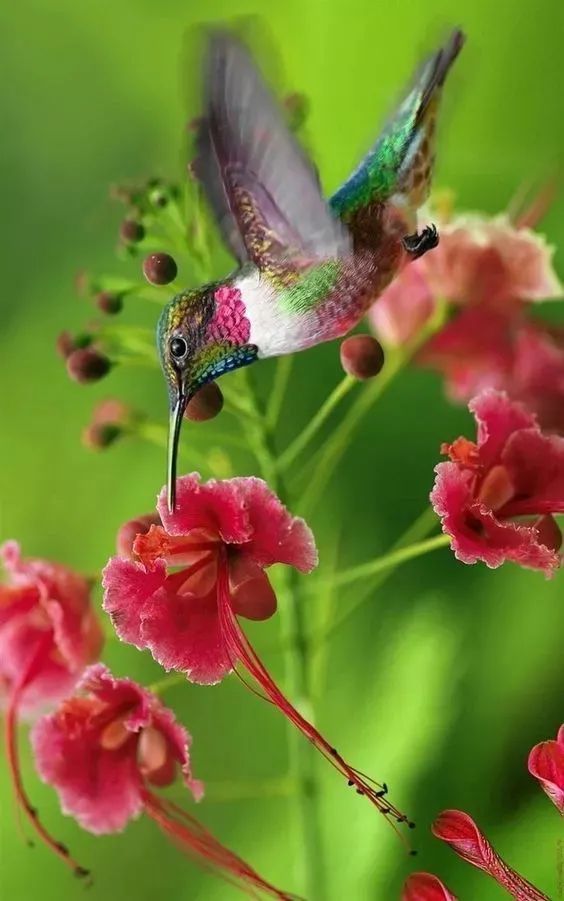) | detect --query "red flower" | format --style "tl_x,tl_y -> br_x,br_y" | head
432,810 -> 550,900
422,213 -> 562,310
402,872 -> 458,900
0,541 -> 104,874
32,665 -> 295,898
103,474 -> 413,834
528,724 -> 564,815
431,390 -> 564,575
